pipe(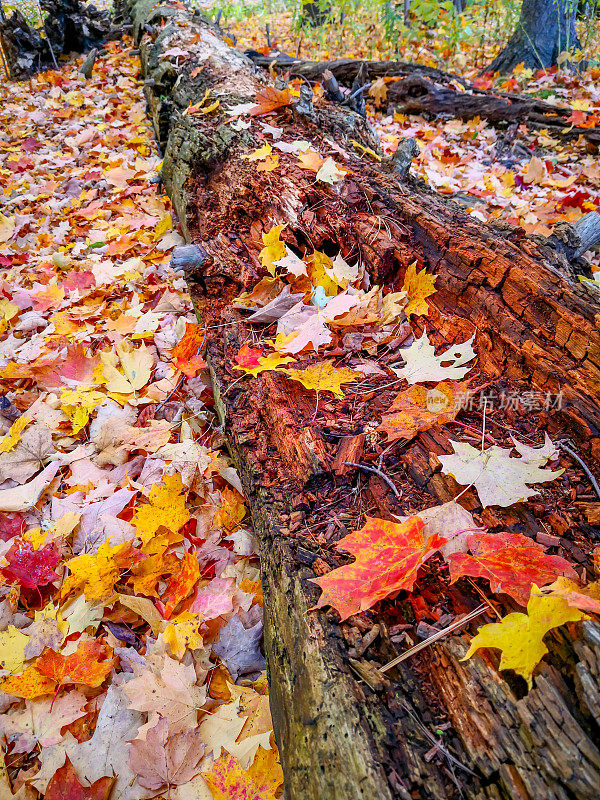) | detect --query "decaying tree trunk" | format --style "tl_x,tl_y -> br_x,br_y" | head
129,1 -> 600,798
244,51 -> 600,146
